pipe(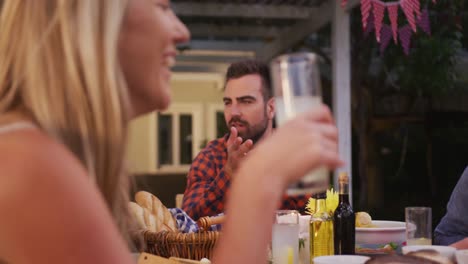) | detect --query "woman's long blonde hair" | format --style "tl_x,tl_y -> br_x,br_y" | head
0,0 -> 132,236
